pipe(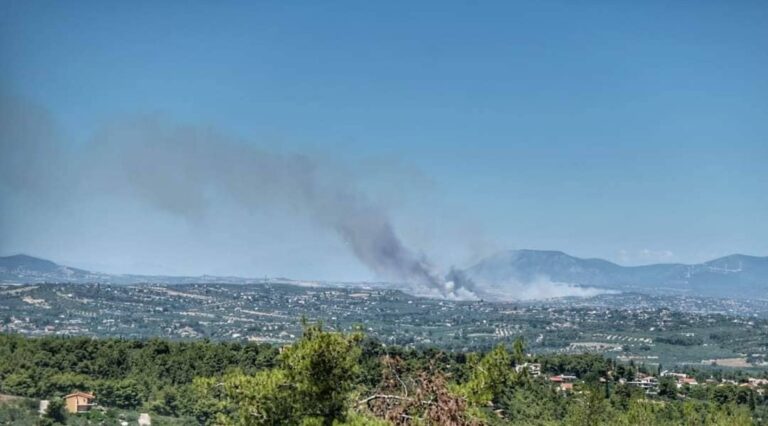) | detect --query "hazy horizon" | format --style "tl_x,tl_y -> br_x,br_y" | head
2,1 -> 767,282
